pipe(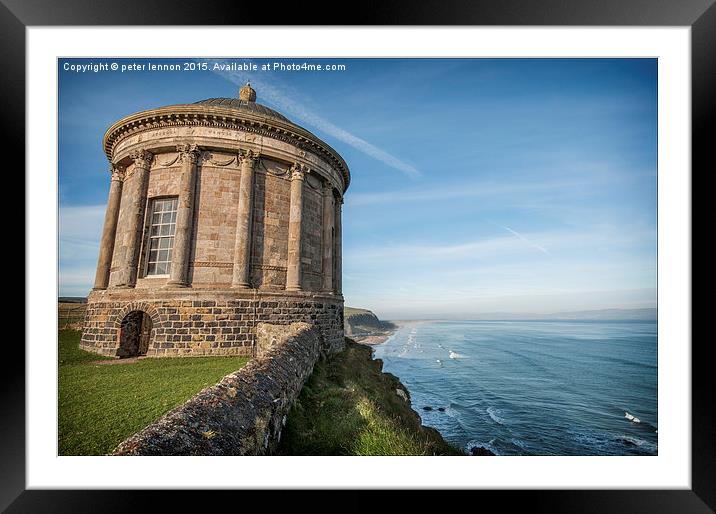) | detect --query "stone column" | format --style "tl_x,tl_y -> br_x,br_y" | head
321,182 -> 334,293
285,163 -> 306,292
116,149 -> 153,288
232,150 -> 259,288
93,164 -> 125,290
334,196 -> 343,295
167,144 -> 200,287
